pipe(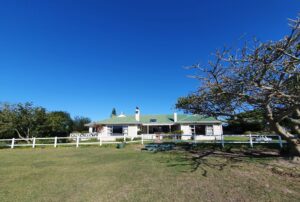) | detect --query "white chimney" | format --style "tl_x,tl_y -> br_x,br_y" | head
135,107 -> 140,121
174,112 -> 177,122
